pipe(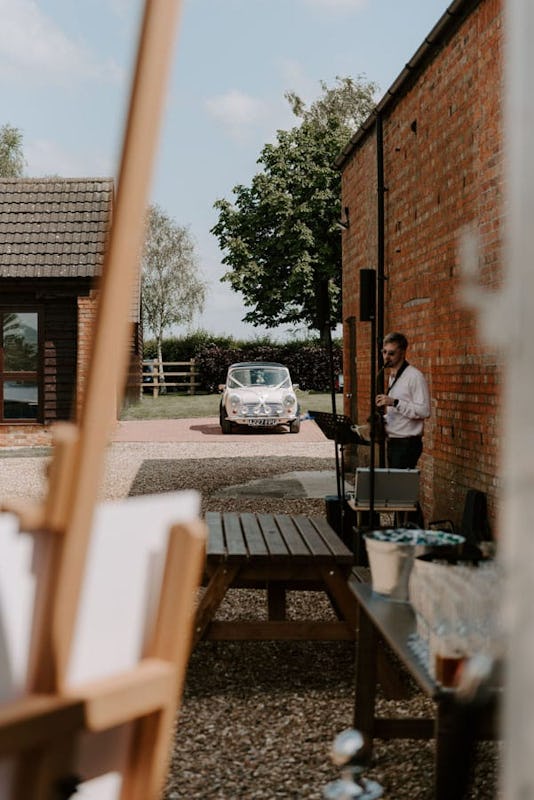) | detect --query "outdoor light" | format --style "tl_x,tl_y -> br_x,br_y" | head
336,206 -> 350,230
